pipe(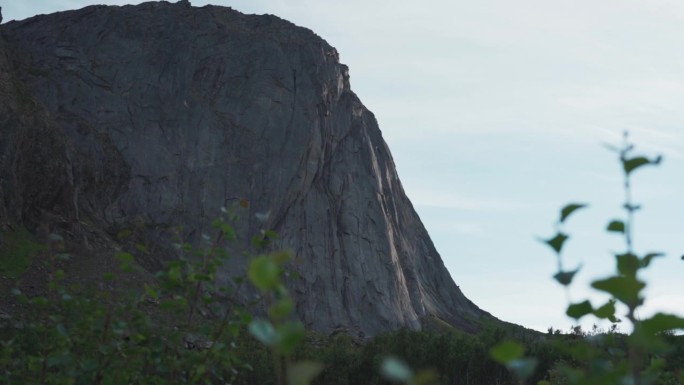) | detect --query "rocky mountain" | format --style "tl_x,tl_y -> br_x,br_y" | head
0,1 -> 493,336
